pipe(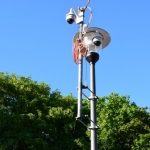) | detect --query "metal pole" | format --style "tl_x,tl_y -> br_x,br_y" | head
77,22 -> 83,118
90,61 -> 97,150
86,52 -> 99,150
